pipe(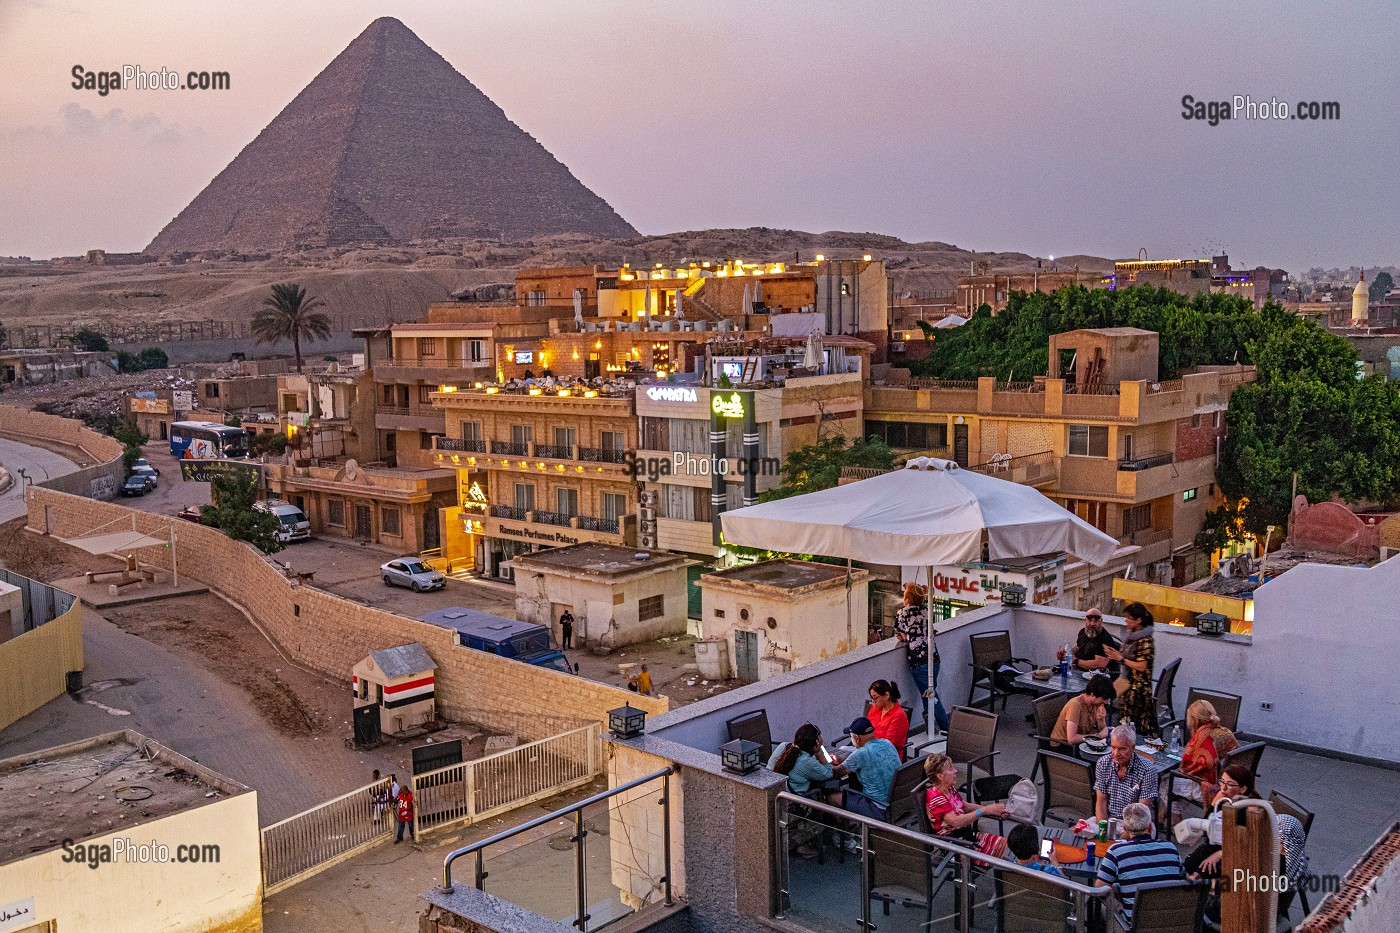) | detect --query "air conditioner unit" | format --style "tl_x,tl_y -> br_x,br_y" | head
640,490 -> 659,508
640,534 -> 658,548
640,519 -> 656,534
639,507 -> 656,521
